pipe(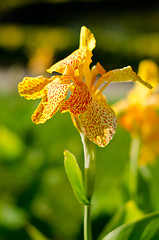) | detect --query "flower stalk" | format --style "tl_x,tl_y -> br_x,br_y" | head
84,205 -> 92,240
81,133 -> 96,240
